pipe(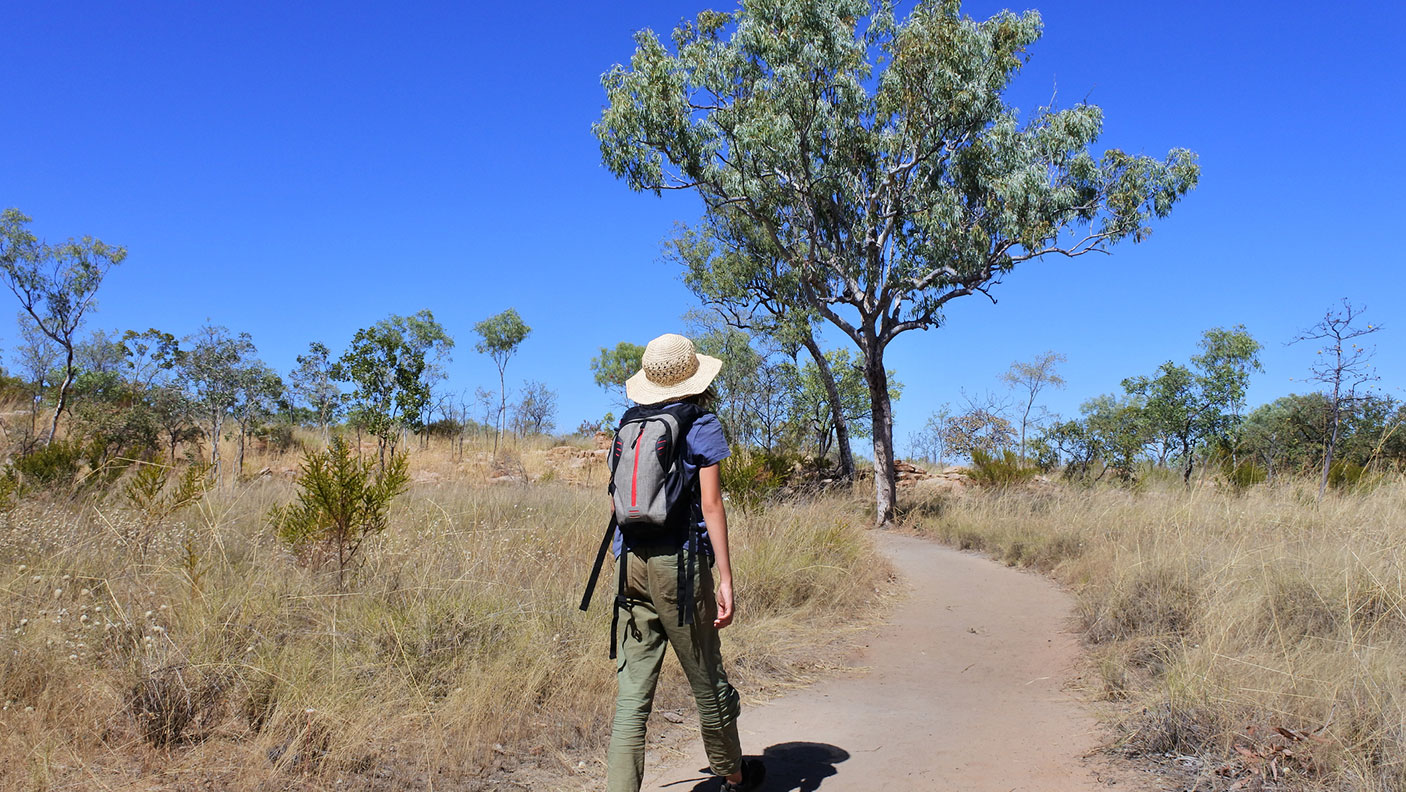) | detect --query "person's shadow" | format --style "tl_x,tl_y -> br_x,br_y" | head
675,742 -> 850,791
